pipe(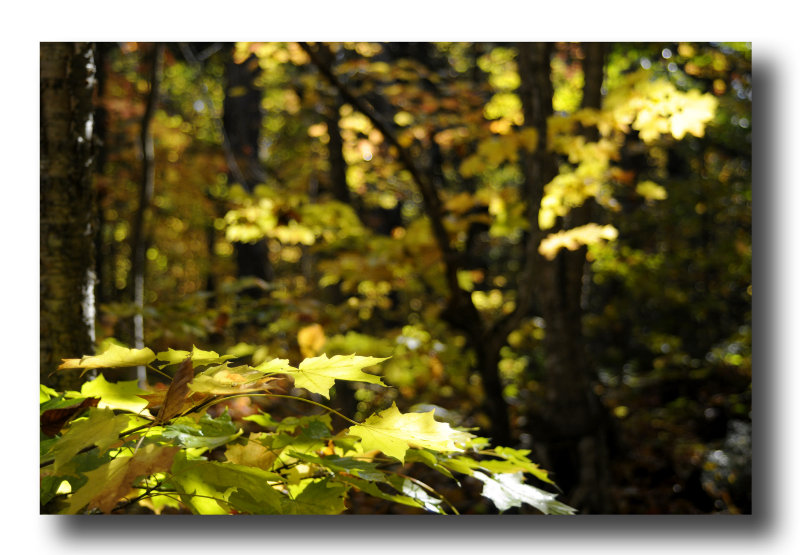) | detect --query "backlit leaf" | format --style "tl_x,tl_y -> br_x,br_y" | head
284,353 -> 389,398
63,444 -> 179,514
348,403 -> 474,462
58,344 -> 155,375
156,357 -> 194,423
224,433 -> 279,470
189,362 -> 275,395
538,224 -> 619,260
46,408 -> 132,473
472,471 -> 576,515
80,374 -> 151,415
283,478 -> 348,514
170,455 -> 284,515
